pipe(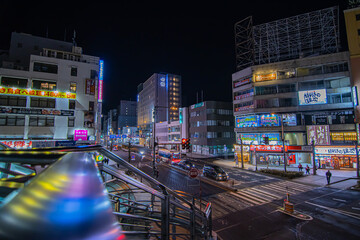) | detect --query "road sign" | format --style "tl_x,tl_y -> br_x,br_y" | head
188,167 -> 199,178
96,155 -> 104,162
131,155 -> 135,161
